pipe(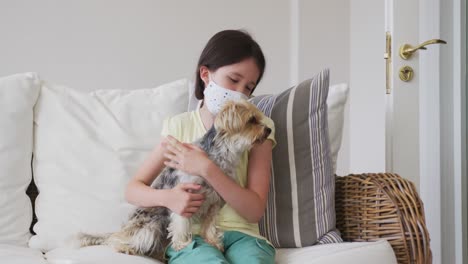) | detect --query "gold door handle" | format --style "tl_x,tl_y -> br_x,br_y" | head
399,39 -> 447,59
